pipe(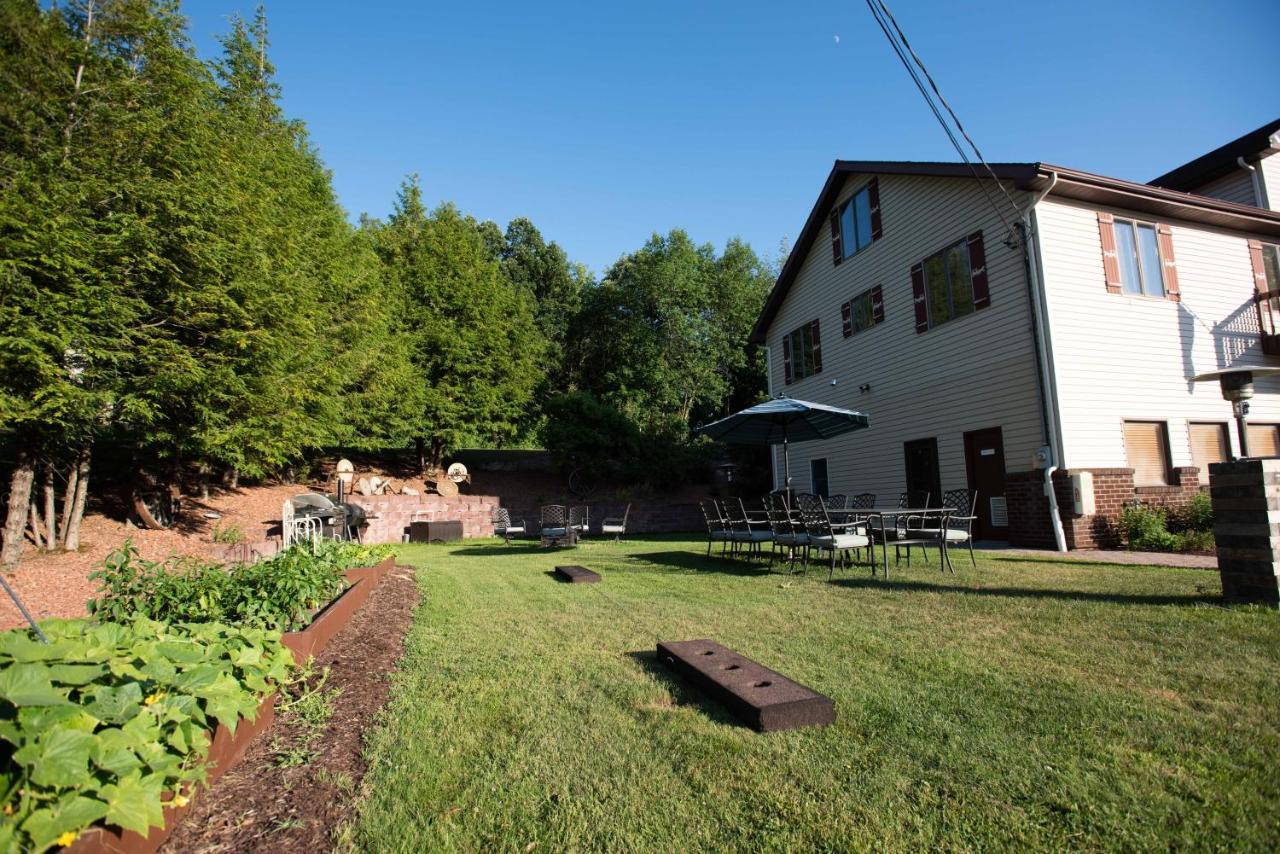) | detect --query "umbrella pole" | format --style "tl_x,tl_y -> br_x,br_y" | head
783,429 -> 791,497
